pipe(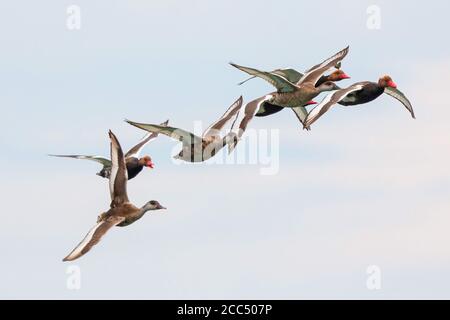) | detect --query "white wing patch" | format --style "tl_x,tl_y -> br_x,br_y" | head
126,133 -> 154,159
63,222 -> 105,261
297,46 -> 349,86
202,96 -> 243,138
63,216 -> 125,261
384,87 -> 415,119
228,95 -> 273,154
306,92 -> 336,123
305,84 -> 363,127
109,140 -> 120,201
